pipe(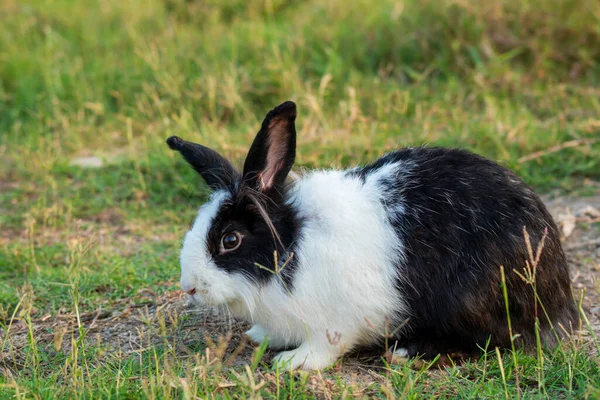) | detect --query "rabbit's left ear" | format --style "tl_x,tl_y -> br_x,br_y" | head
166,136 -> 240,190
242,101 -> 297,200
